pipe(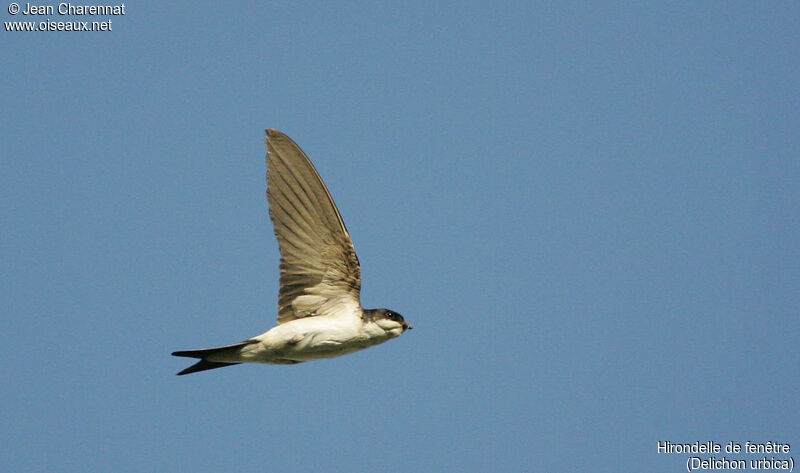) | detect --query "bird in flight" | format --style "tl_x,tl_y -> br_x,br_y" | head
172,130 -> 411,375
